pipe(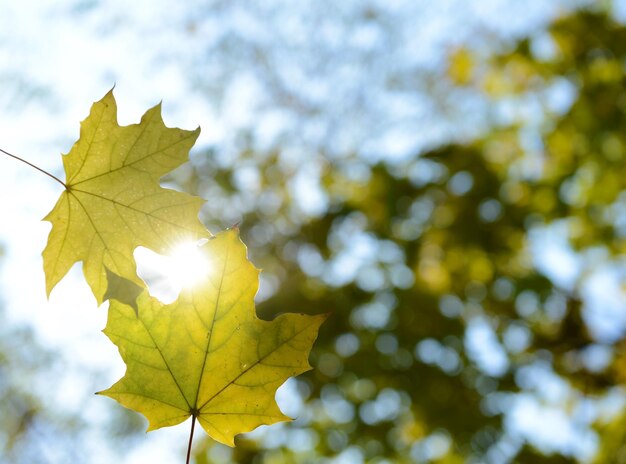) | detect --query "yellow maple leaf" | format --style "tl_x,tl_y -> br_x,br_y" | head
42,90 -> 208,303
98,229 -> 327,446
